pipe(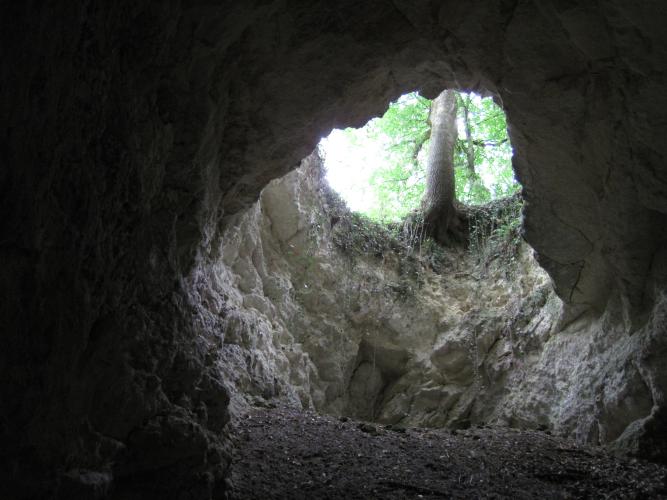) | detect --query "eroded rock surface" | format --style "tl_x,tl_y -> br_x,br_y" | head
217,155 -> 549,428
217,154 -> 663,463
